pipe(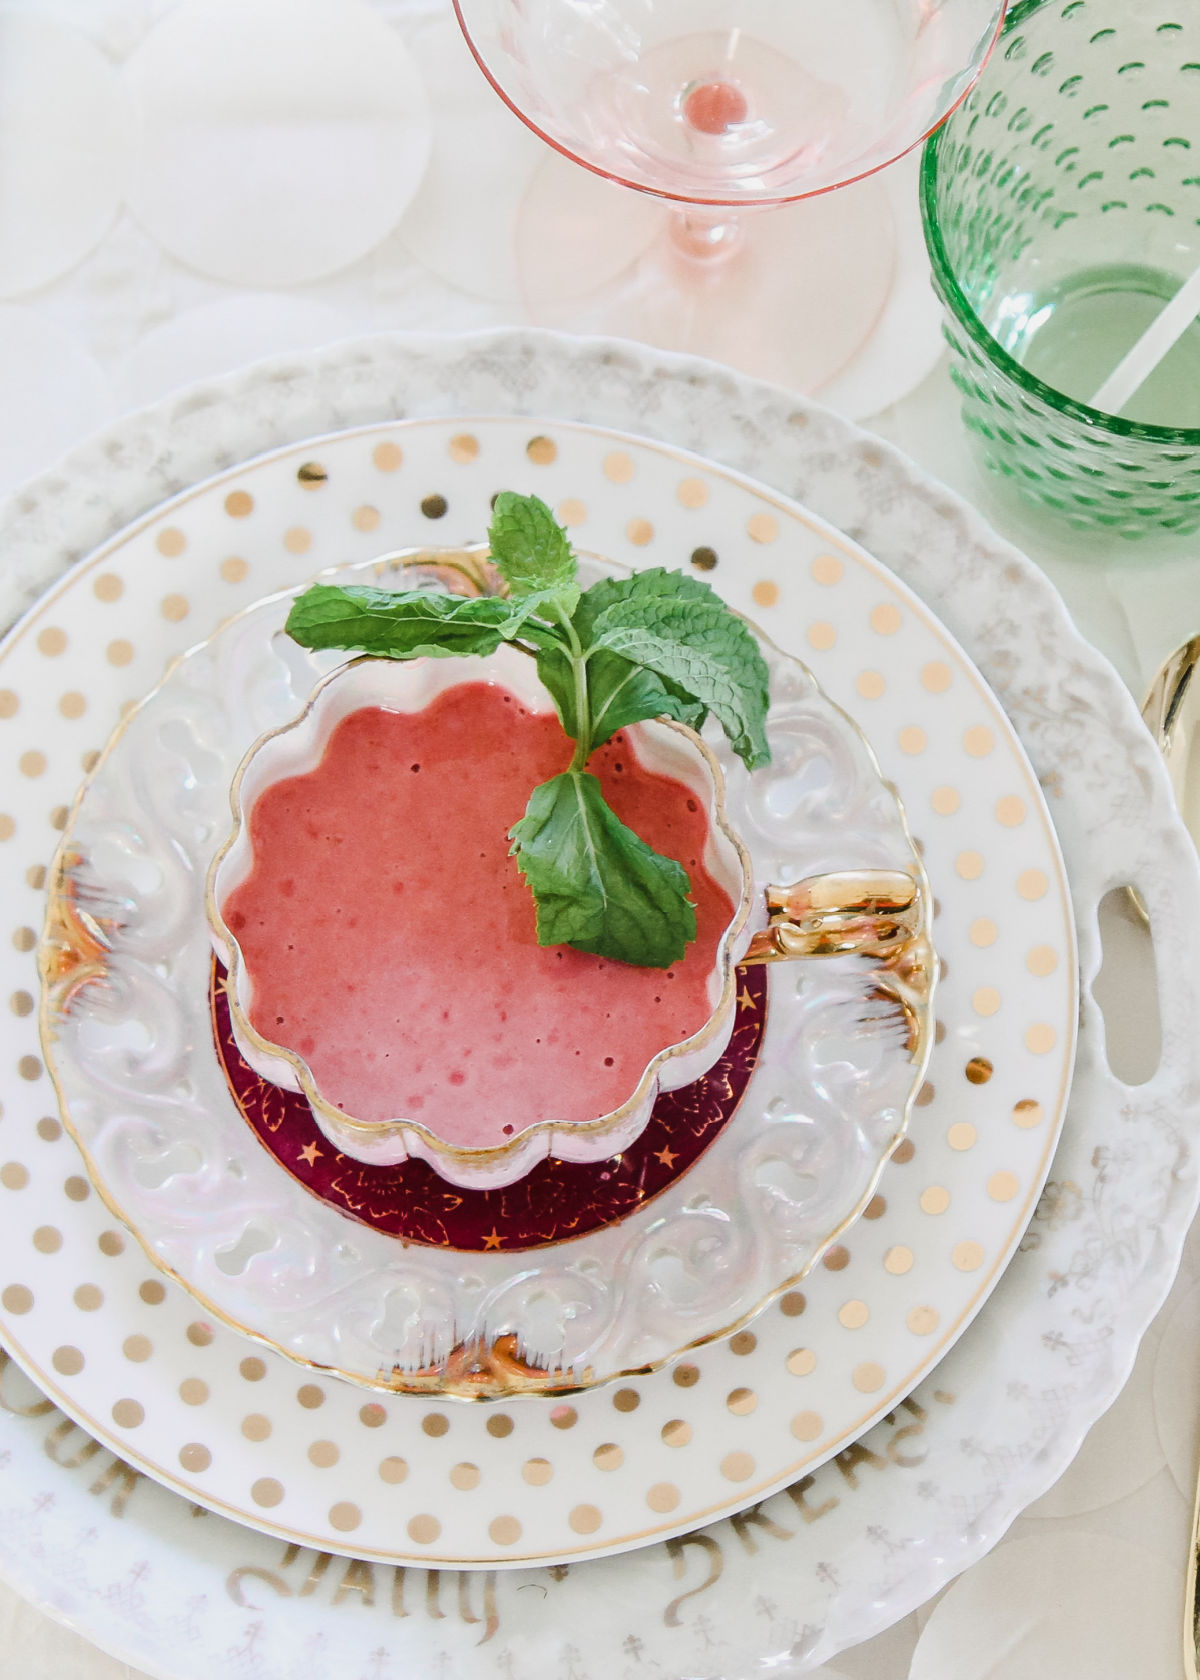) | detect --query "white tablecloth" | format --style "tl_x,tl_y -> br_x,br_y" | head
0,3 -> 1195,1676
